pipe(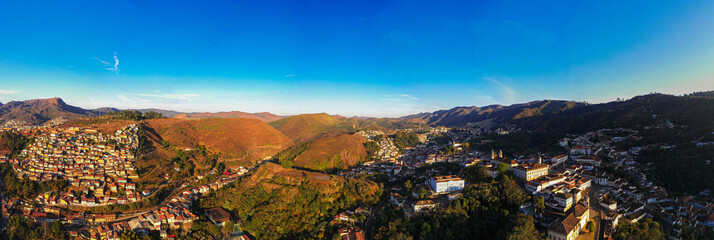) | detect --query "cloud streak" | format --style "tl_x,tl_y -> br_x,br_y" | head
107,52 -> 119,74
95,52 -> 120,75
484,77 -> 517,103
